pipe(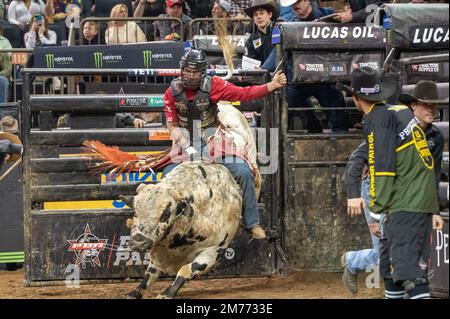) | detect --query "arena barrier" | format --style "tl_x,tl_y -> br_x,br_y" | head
20,67 -> 284,286
273,21 -> 387,271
